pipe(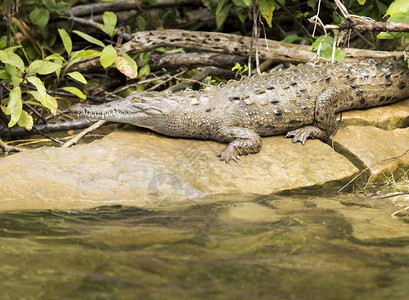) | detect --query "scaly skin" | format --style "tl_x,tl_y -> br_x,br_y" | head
70,58 -> 409,163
